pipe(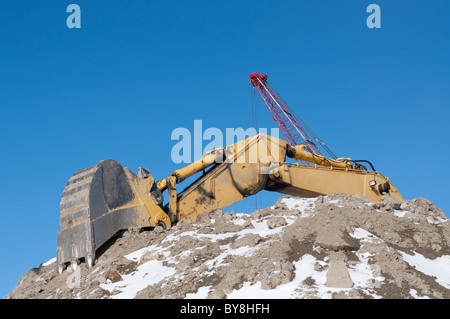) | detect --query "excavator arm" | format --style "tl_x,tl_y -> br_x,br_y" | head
162,133 -> 401,222
56,133 -> 402,272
